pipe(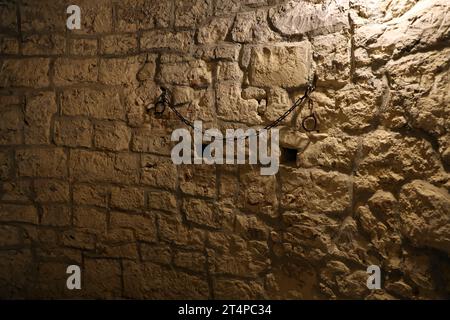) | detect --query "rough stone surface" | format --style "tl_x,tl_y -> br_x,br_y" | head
123,261 -> 209,299
0,0 -> 449,300
16,148 -> 67,179
54,58 -> 98,86
216,83 -> 261,124
141,30 -> 194,52
24,92 -> 58,144
198,18 -> 233,44
22,34 -> 65,56
61,88 -> 125,120
399,181 -> 450,254
0,58 -> 50,88
160,59 -> 212,87
232,9 -> 281,43
54,118 -> 93,148
281,167 -> 351,215
248,42 -> 312,88
101,34 -> 138,55
269,0 -> 349,36
115,0 -> 172,31
175,0 -> 213,28
94,121 -> 131,151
